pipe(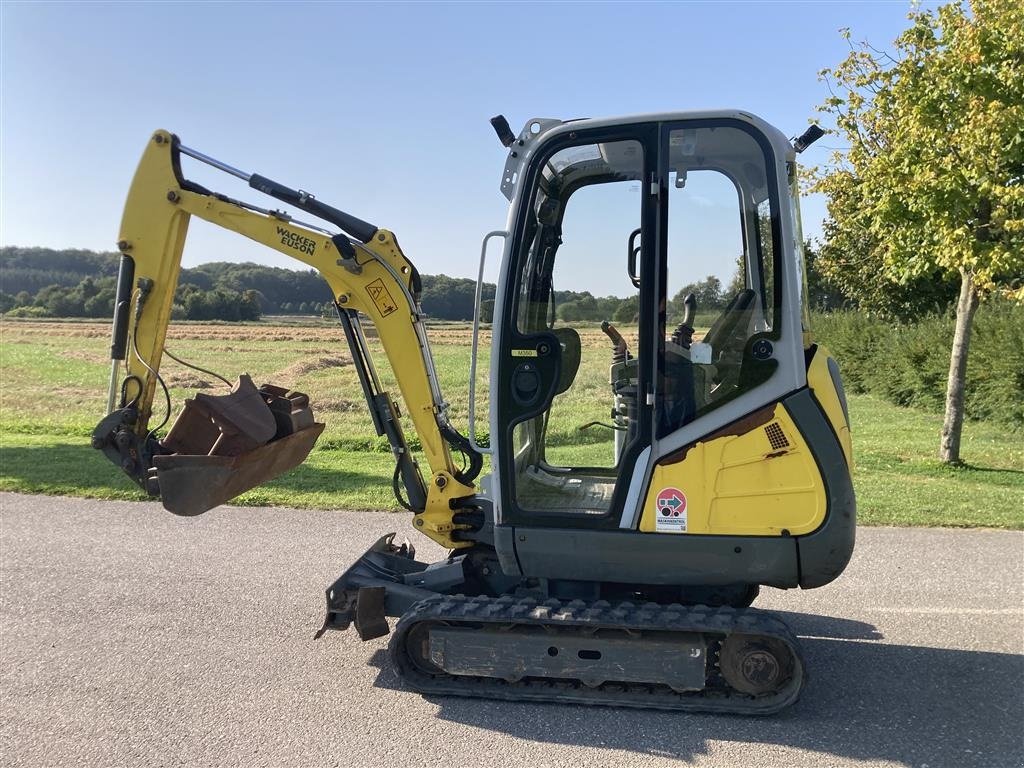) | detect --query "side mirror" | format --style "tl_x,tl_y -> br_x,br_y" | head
793,125 -> 825,153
